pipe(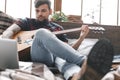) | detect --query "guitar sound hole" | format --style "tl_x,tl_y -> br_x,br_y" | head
32,35 -> 34,39
17,36 -> 22,44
